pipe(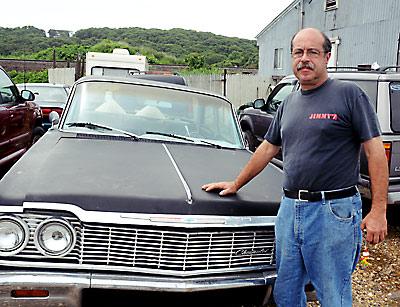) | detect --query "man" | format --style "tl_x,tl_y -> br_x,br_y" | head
202,28 -> 388,306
